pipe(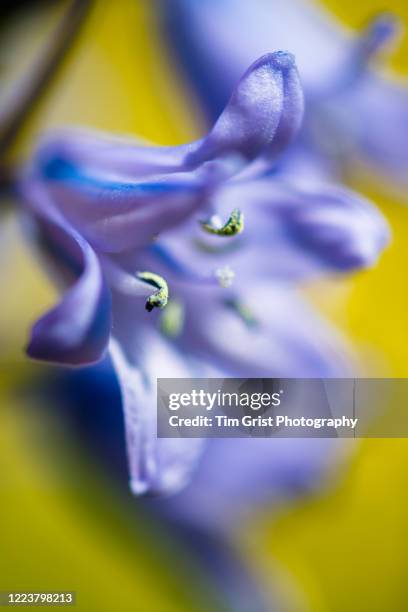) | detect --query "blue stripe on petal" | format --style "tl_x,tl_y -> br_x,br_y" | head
40,155 -> 192,195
